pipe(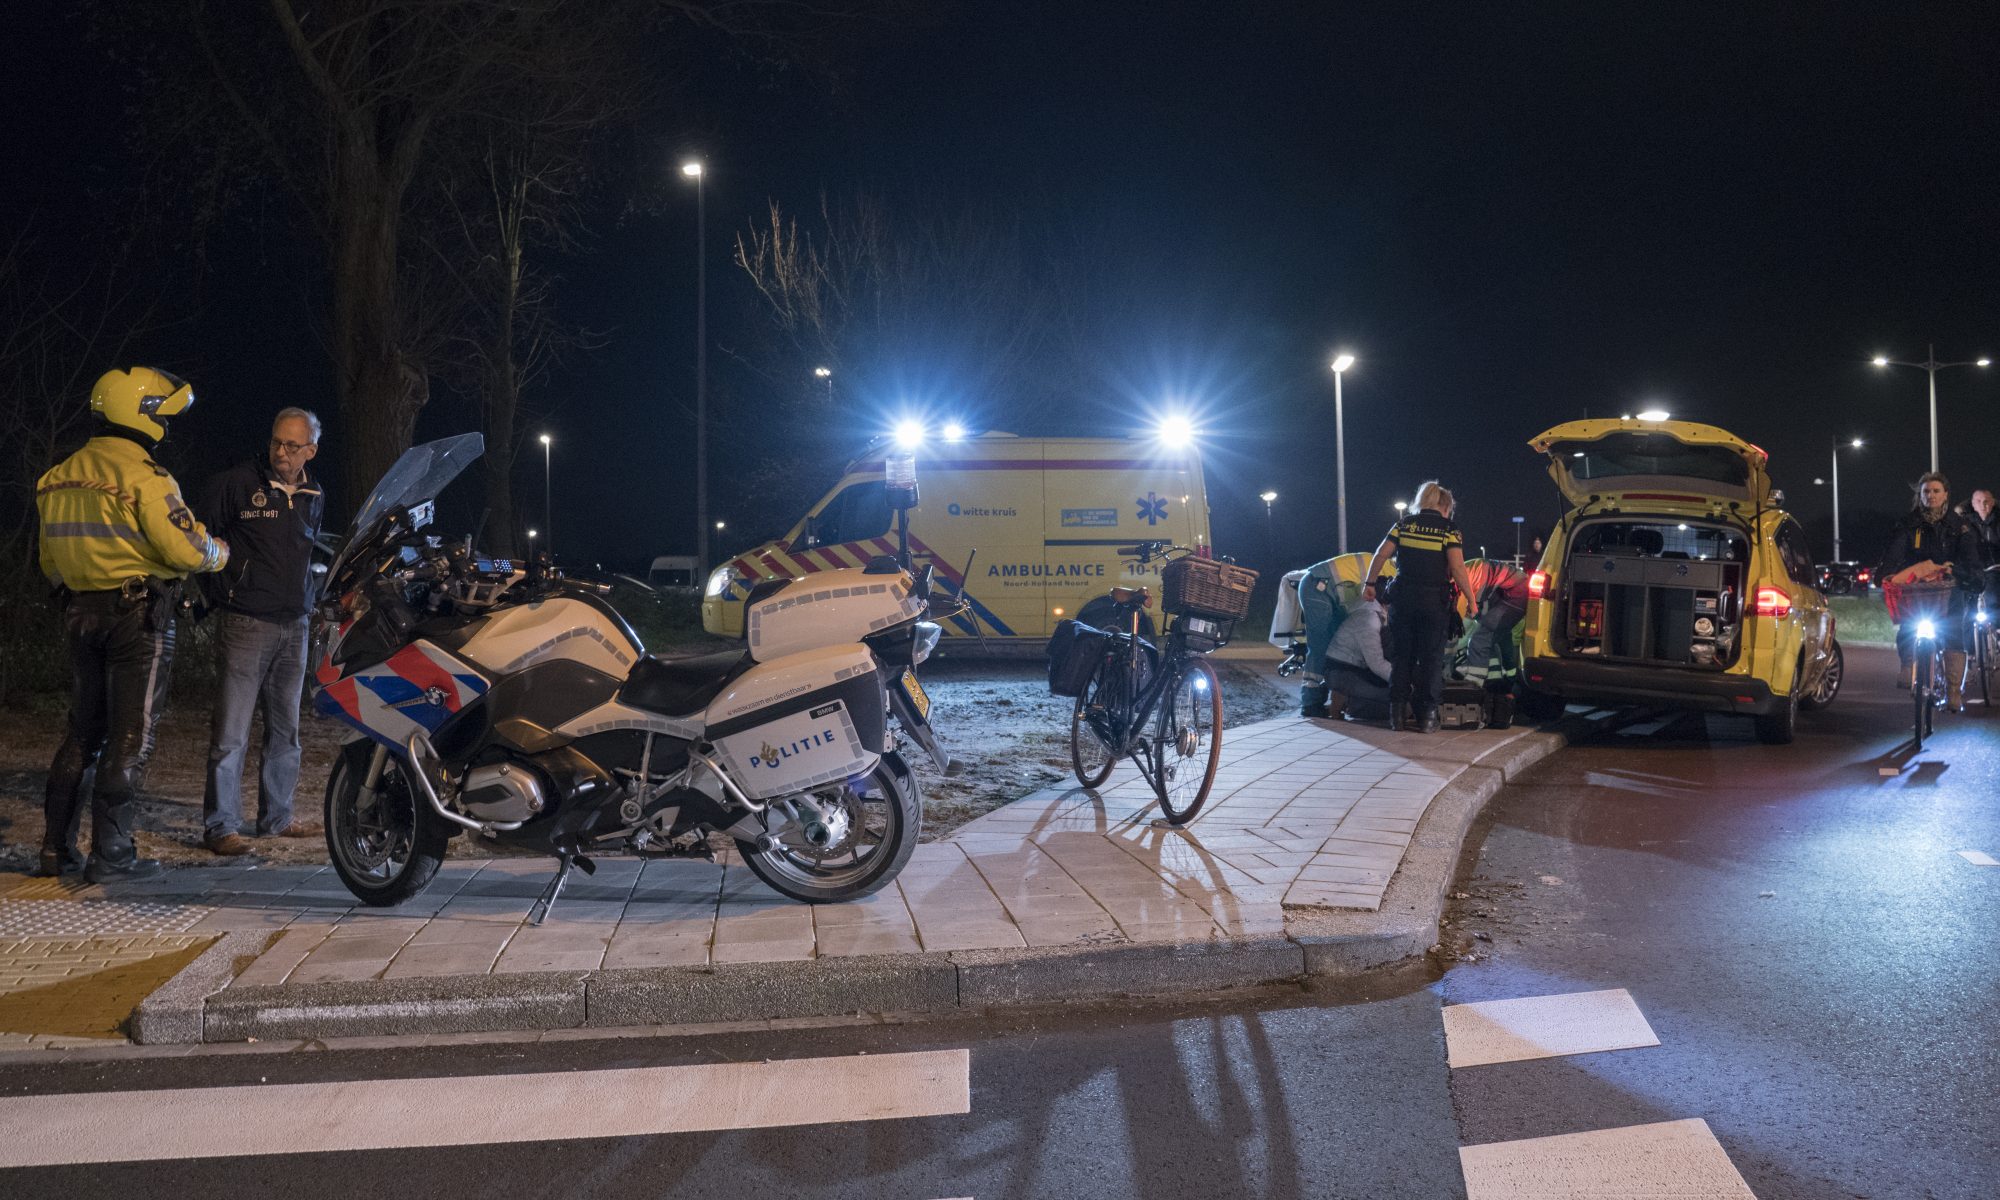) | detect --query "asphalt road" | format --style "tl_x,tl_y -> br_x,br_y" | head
0,643 -> 1991,1199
